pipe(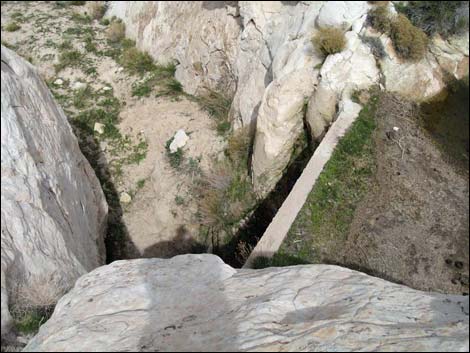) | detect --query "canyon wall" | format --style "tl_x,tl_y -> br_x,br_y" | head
107,1 -> 469,197
0,46 -> 108,339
